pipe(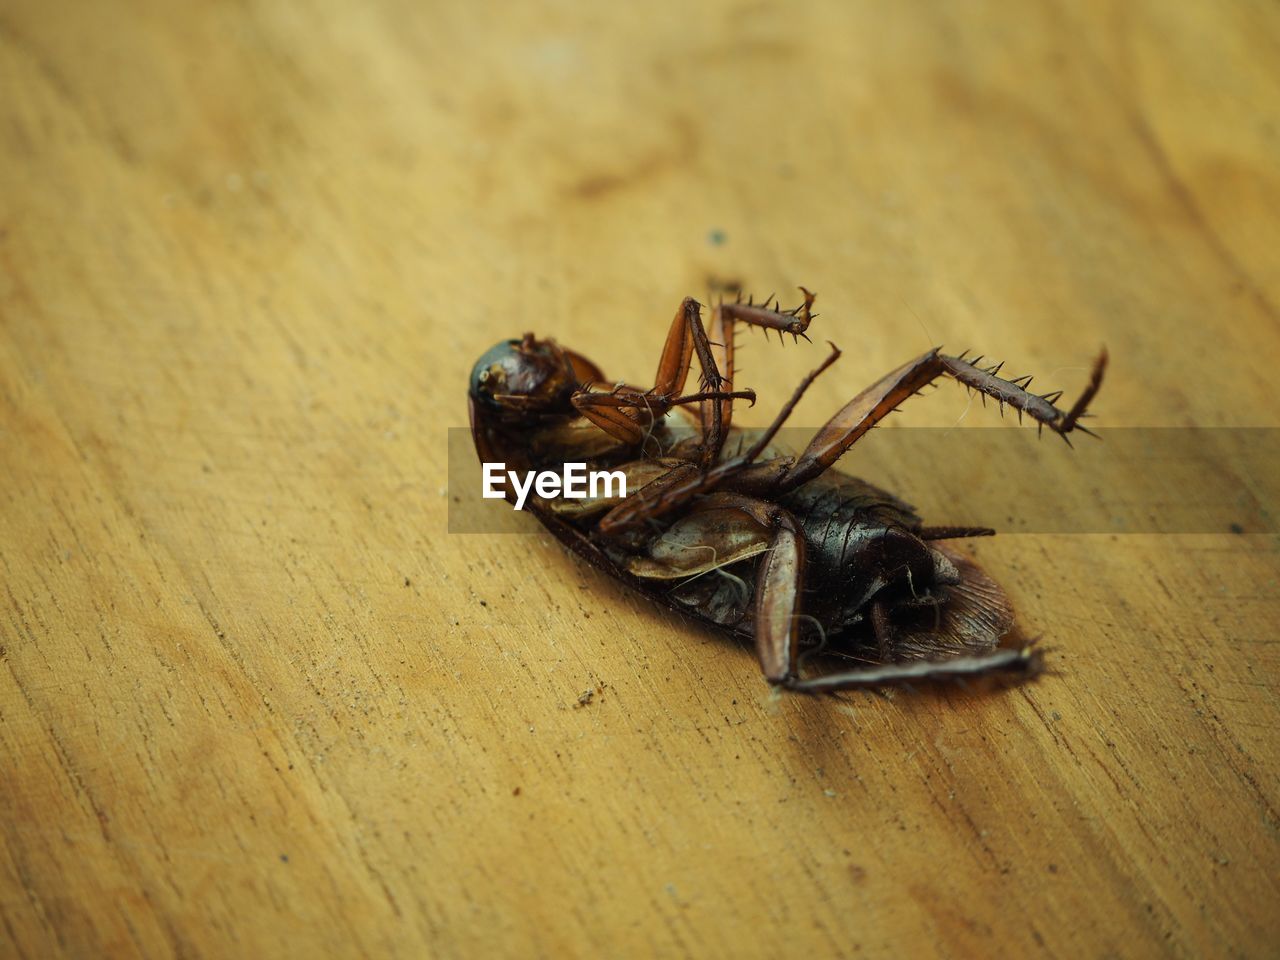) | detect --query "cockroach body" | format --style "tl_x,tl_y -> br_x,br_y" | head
468,291 -> 1106,693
